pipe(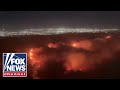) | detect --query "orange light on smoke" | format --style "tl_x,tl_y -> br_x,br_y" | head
30,49 -> 33,52
48,43 -> 59,48
79,40 -> 92,51
70,40 -> 93,51
72,43 -> 76,47
106,35 -> 112,39
71,42 -> 80,48
29,49 -> 33,60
